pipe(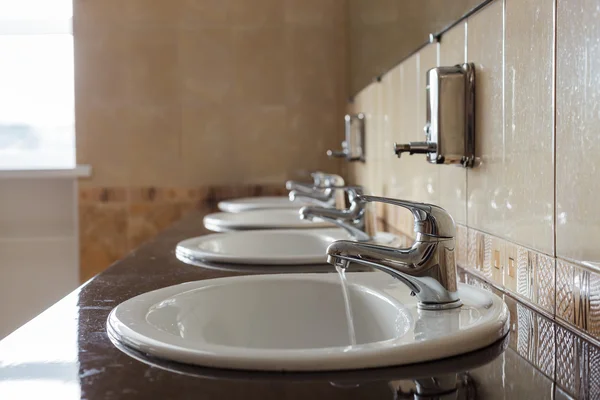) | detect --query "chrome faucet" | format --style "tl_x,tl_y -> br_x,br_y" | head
285,172 -> 344,194
287,173 -> 346,207
326,195 -> 462,310
299,187 -> 374,241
